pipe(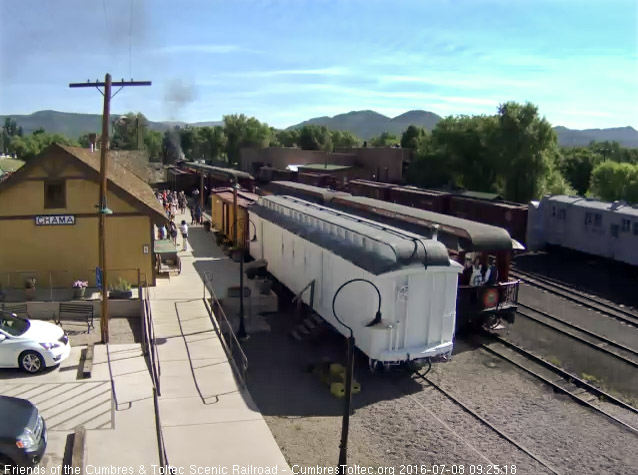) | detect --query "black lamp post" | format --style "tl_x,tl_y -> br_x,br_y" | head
331,278 -> 382,472
229,216 -> 257,340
